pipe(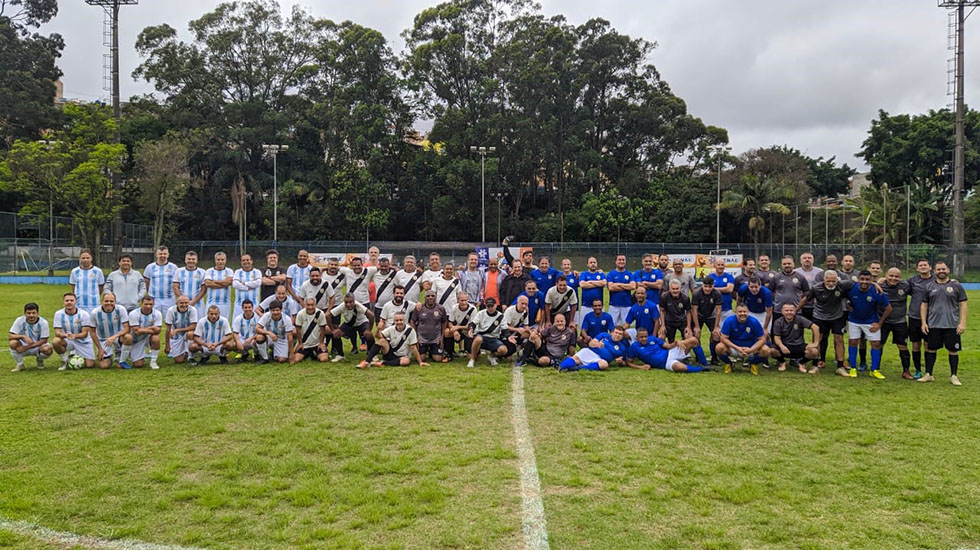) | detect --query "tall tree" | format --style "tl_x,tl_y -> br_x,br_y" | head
133,135 -> 193,247
720,175 -> 793,256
